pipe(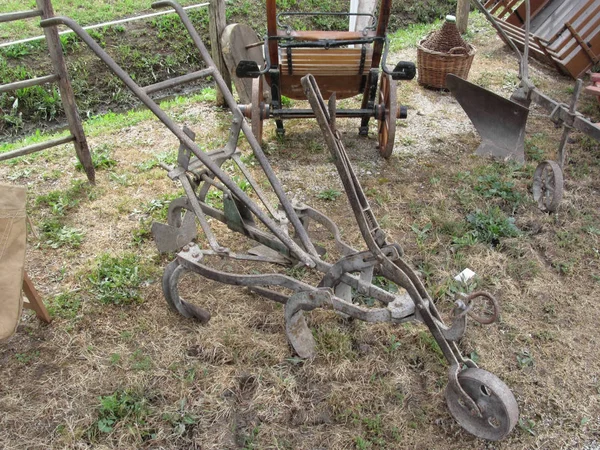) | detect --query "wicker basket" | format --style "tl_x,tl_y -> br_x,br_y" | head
417,37 -> 476,89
